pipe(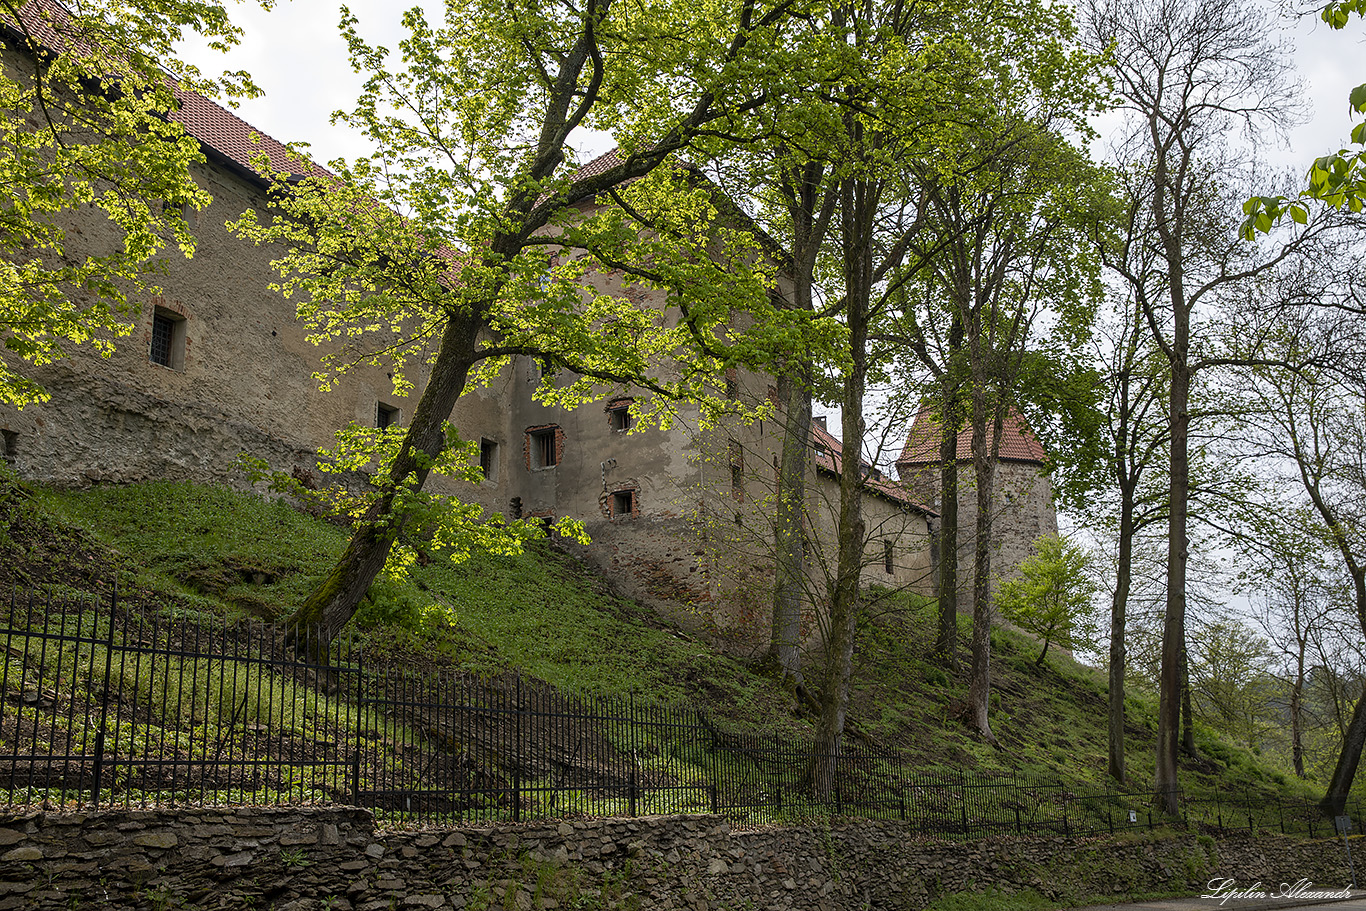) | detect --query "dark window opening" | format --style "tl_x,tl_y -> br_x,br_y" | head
884,540 -> 895,574
612,489 -> 634,517
149,309 -> 185,369
724,368 -> 739,400
377,402 -> 400,429
610,408 -> 631,432
729,441 -> 744,501
1,429 -> 15,463
529,428 -> 559,468
510,497 -> 524,519
480,439 -> 498,483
